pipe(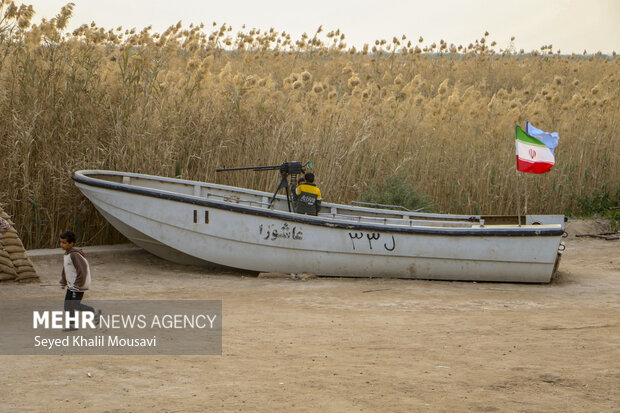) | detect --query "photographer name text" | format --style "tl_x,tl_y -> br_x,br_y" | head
34,335 -> 157,349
